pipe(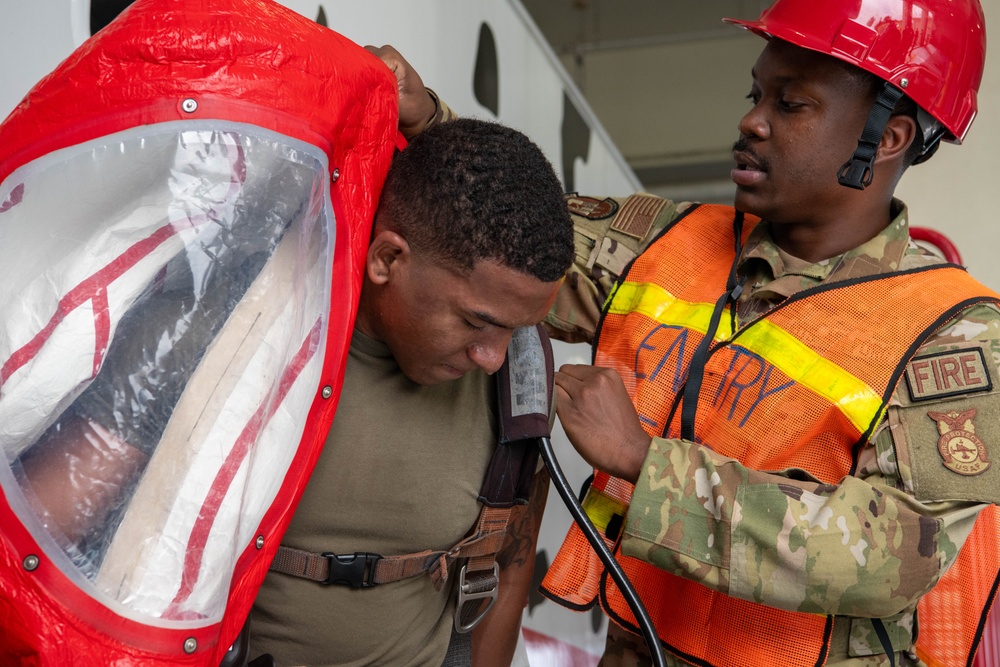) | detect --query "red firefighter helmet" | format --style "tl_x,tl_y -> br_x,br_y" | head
0,0 -> 398,664
725,0 -> 987,144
